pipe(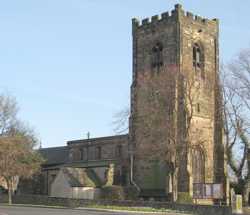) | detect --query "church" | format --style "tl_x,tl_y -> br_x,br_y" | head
21,4 -> 228,203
